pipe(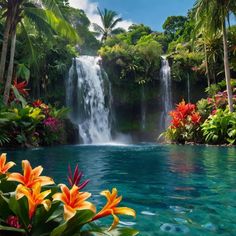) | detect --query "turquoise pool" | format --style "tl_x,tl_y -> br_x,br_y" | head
4,144 -> 236,235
